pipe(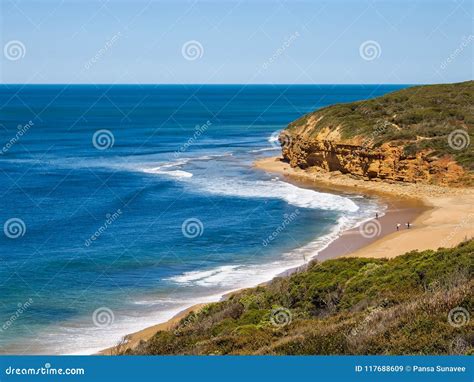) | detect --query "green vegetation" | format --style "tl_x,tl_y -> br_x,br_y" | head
288,81 -> 474,171
127,240 -> 473,355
